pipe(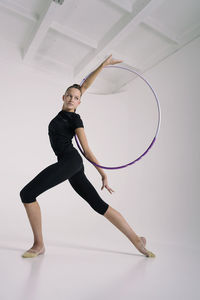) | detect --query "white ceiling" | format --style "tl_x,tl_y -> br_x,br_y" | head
0,0 -> 200,91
